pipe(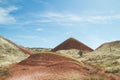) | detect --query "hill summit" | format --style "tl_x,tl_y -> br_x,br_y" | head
19,52 -> 82,66
52,37 -> 93,52
96,40 -> 120,52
